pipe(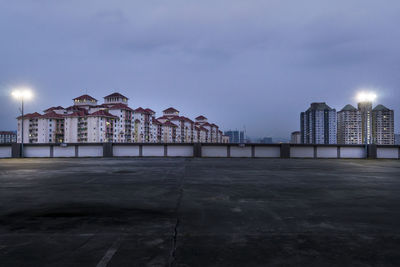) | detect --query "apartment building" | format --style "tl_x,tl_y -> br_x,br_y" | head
103,93 -> 133,143
290,131 -> 301,144
337,102 -> 395,145
372,105 -> 395,145
16,92 -> 223,144
300,102 -> 337,144
0,131 -> 17,143
224,130 -> 244,143
133,107 -> 156,142
337,104 -> 362,144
